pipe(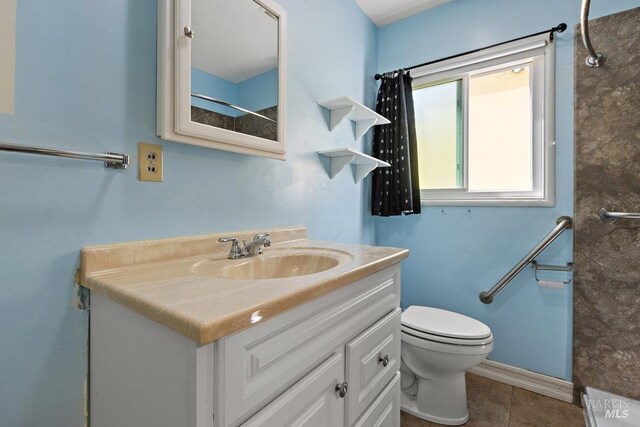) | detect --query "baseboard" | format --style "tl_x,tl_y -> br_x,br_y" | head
469,359 -> 574,403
